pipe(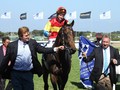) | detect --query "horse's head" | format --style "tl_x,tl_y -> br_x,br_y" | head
53,20 -> 76,54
